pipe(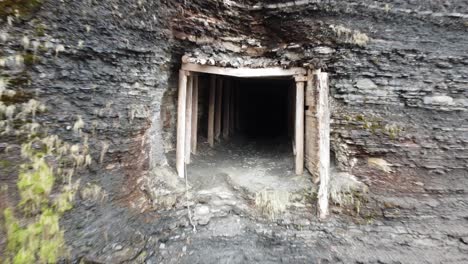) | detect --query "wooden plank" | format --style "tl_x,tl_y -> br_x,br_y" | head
295,77 -> 305,175
208,75 -> 216,147
215,77 -> 223,141
182,63 -> 306,77
223,79 -> 231,140
294,75 -> 308,82
176,70 -> 188,178
316,72 -> 330,219
191,75 -> 199,154
304,69 -> 319,183
185,75 -> 193,164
